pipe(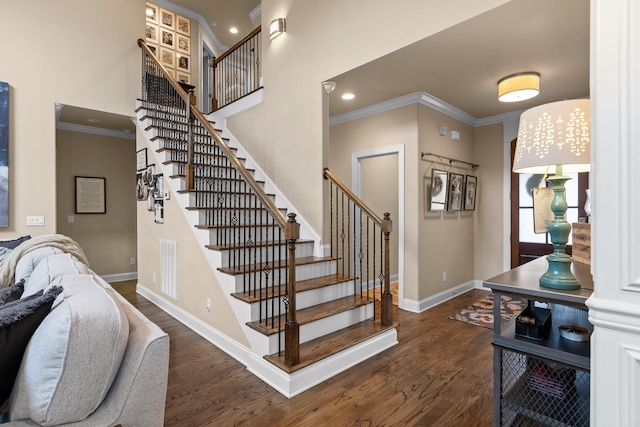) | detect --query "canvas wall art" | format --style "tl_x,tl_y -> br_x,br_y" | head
0,81 -> 8,227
